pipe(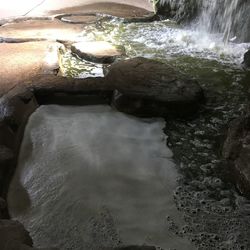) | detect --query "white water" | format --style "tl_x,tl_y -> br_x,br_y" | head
114,20 -> 249,66
197,0 -> 241,43
8,105 -> 193,250
127,0 -> 248,66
